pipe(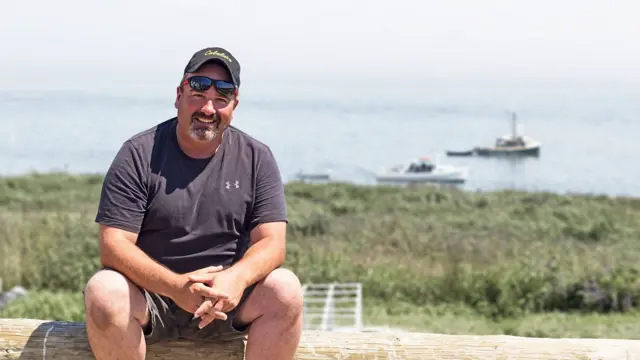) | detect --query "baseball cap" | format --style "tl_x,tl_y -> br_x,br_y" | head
183,46 -> 241,87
